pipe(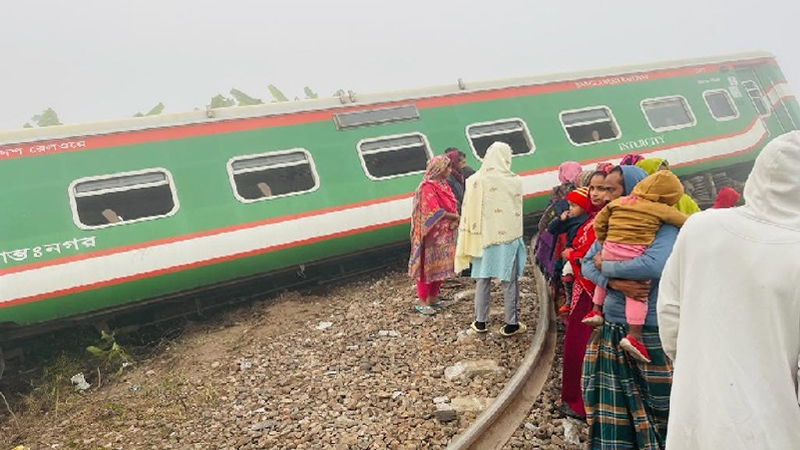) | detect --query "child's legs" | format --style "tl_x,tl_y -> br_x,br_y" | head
592,285 -> 607,307
625,279 -> 651,332
626,296 -> 648,325
601,242 -> 648,261
601,241 -> 648,316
